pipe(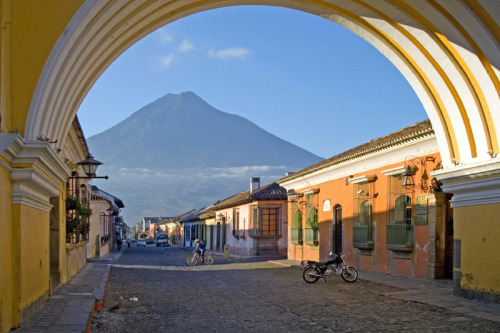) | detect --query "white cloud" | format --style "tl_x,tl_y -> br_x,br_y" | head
207,47 -> 250,60
201,165 -> 286,178
158,54 -> 175,68
158,29 -> 174,44
178,39 -> 195,52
